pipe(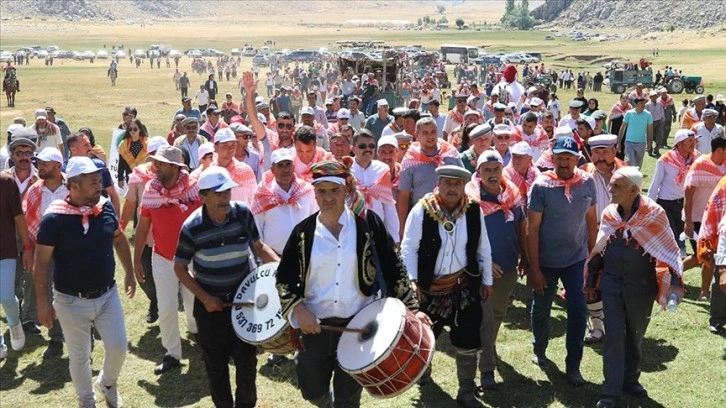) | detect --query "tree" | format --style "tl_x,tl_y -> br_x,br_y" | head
437,5 -> 446,14
456,18 -> 465,29
501,0 -> 536,30
423,15 -> 431,25
418,17 -> 423,26
505,0 -> 516,14
439,16 -> 449,24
